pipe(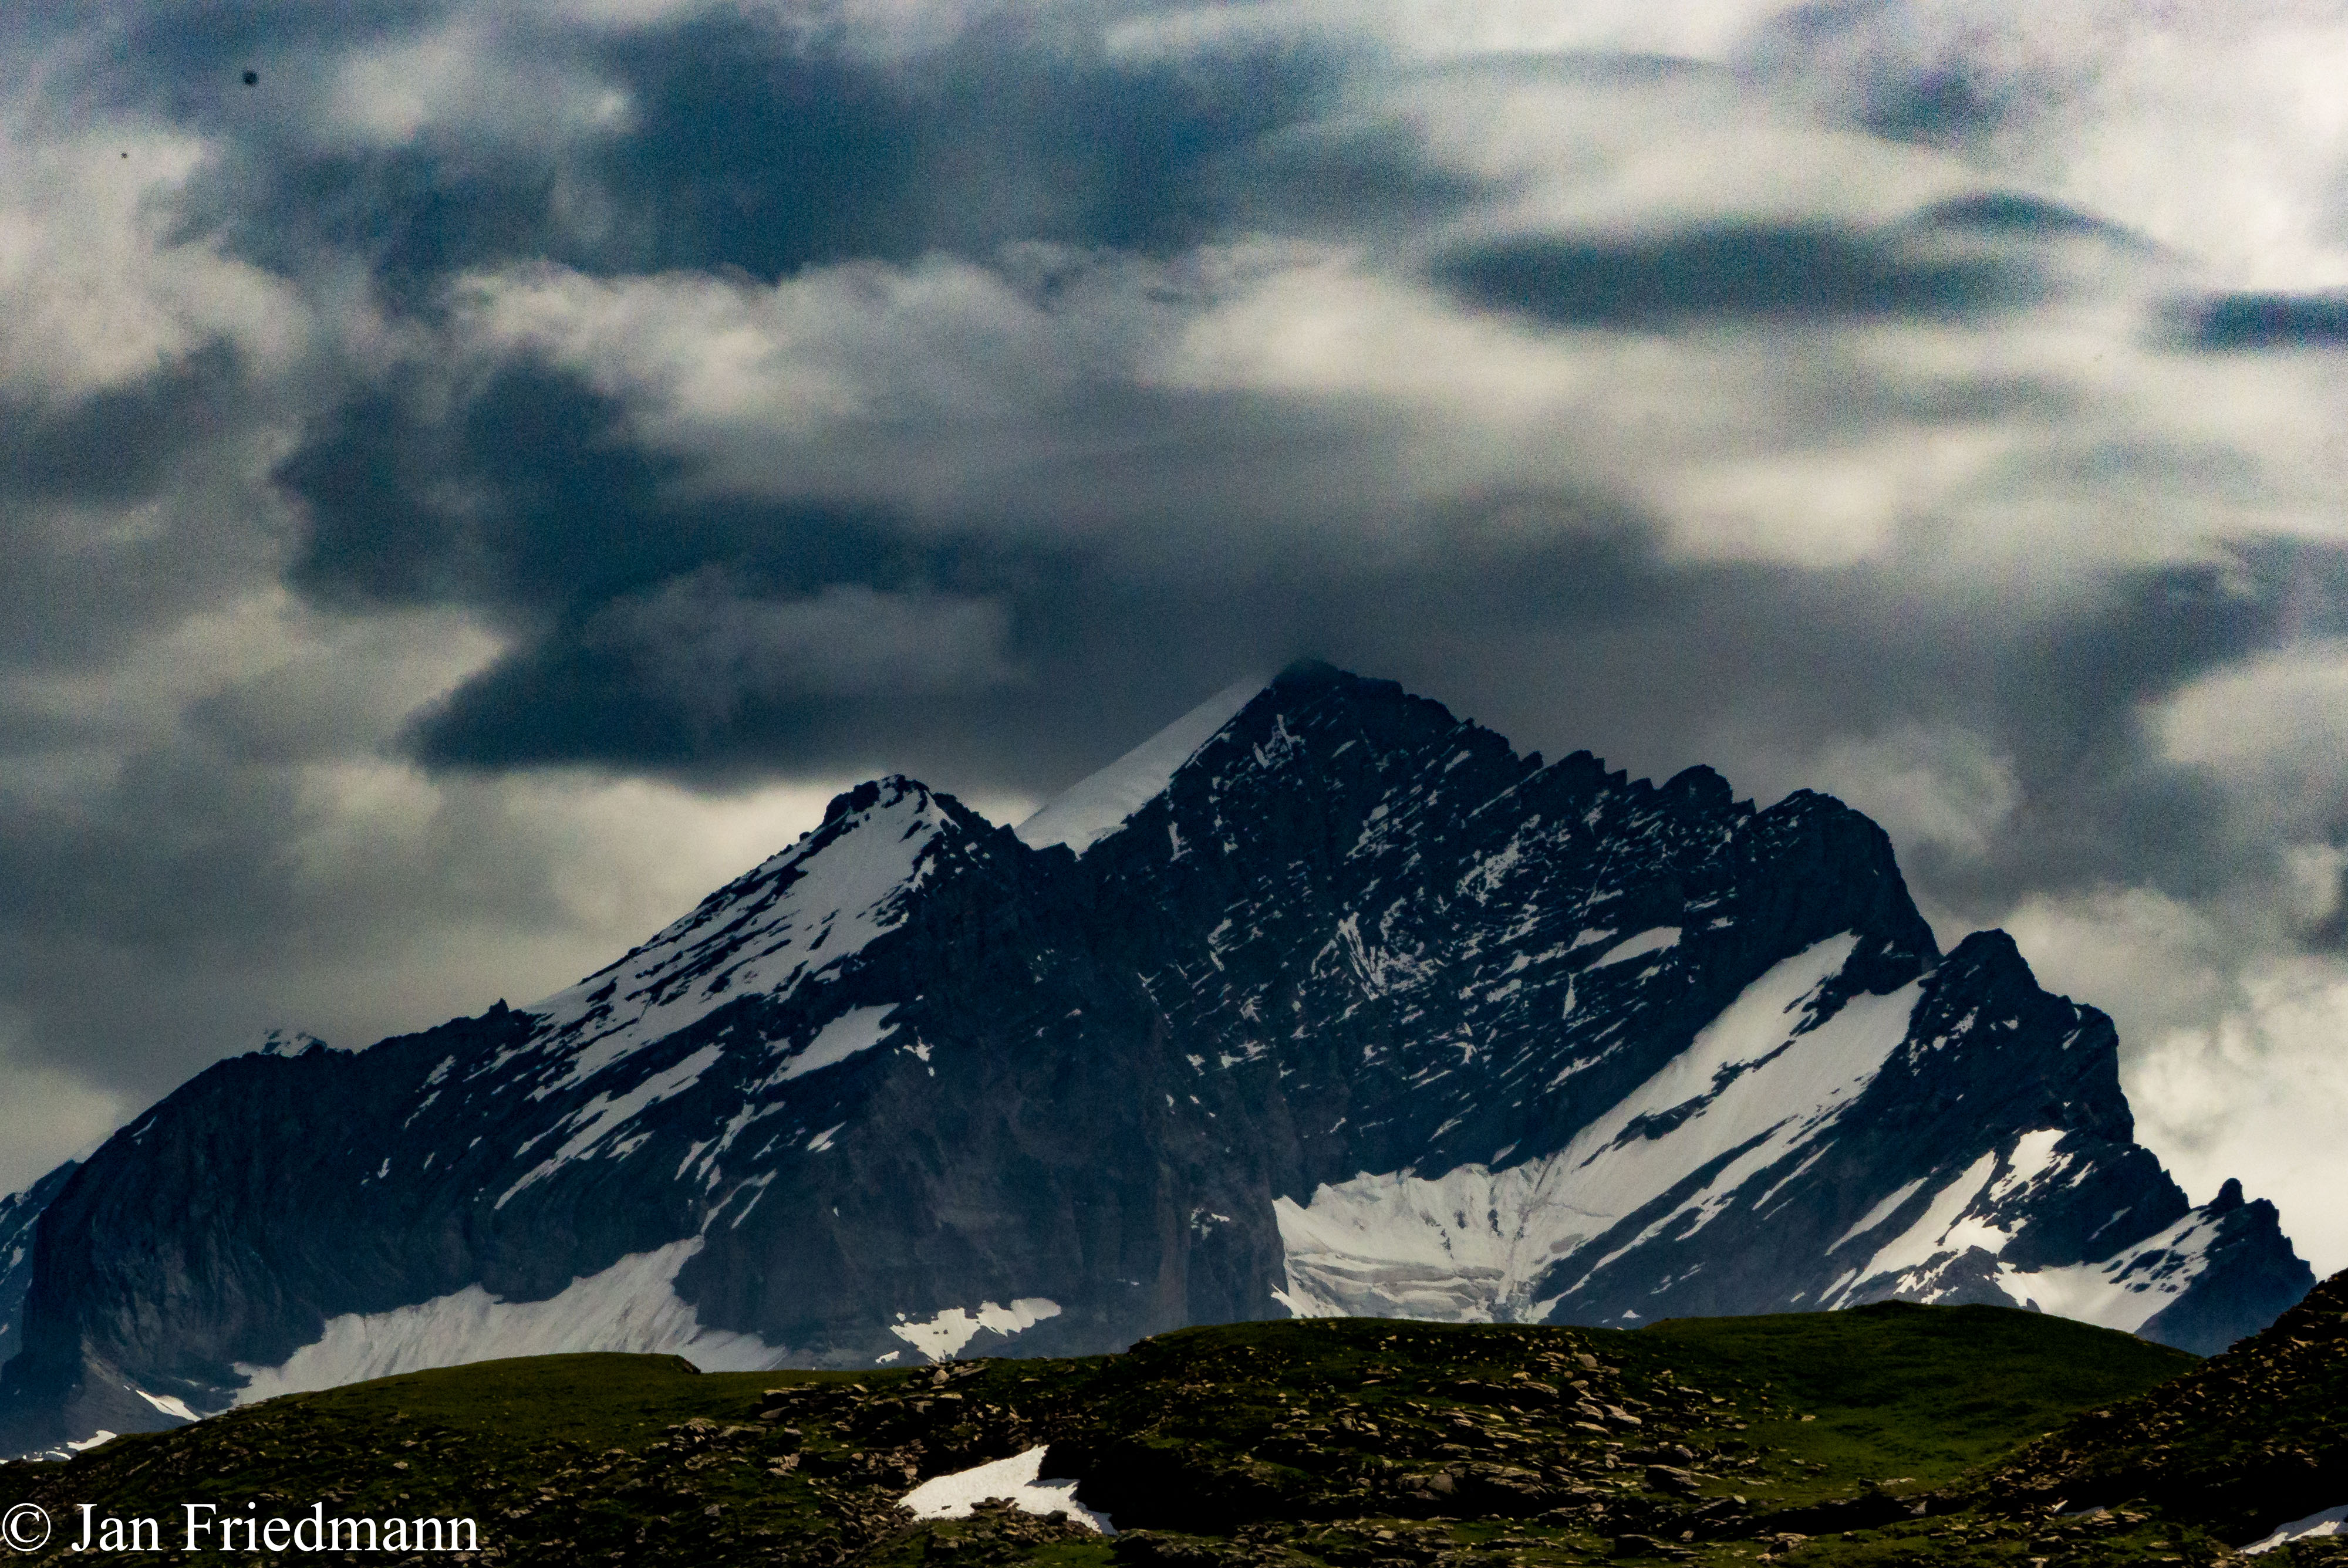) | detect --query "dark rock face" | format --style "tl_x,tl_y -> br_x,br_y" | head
0,664 -> 2312,1452
0,1162 -> 75,1361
